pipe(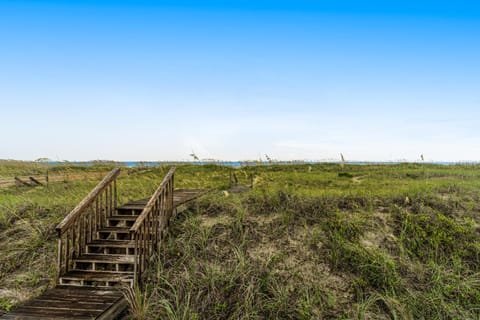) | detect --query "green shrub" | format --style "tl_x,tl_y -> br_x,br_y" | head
395,211 -> 479,265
